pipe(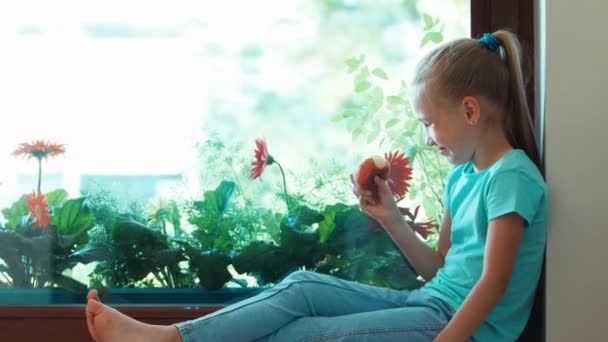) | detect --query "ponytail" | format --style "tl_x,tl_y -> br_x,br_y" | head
493,30 -> 541,169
